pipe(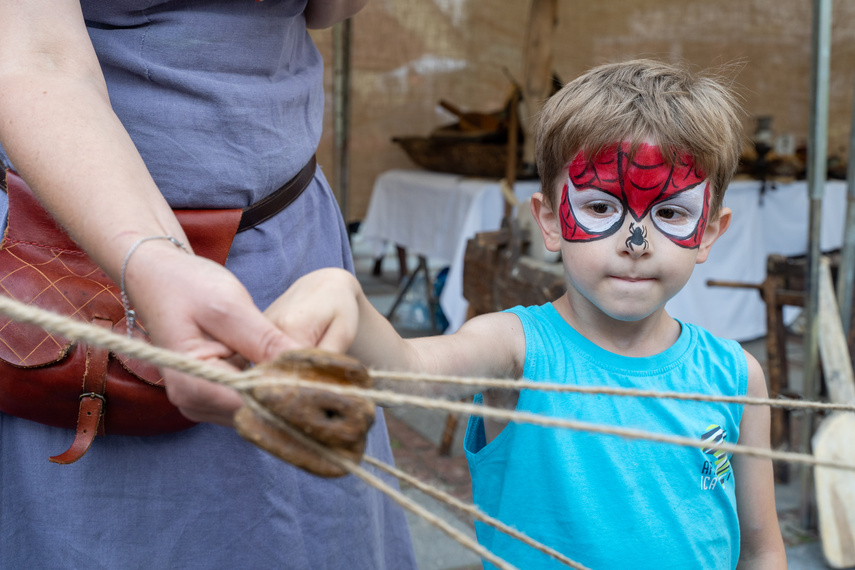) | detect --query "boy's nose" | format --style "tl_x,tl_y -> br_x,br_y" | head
620,220 -> 652,259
